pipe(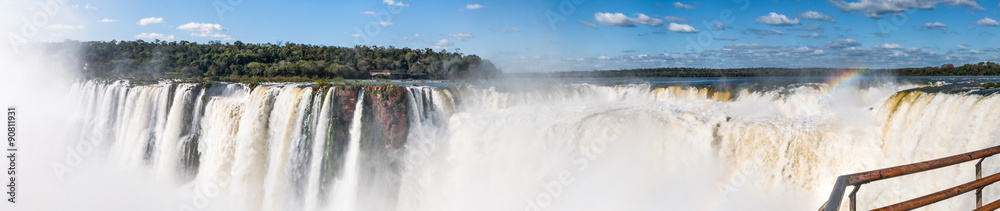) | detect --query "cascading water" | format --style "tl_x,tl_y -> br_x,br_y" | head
230,86 -> 277,209
305,87 -> 336,210
261,86 -> 312,211
155,83 -> 196,181
329,89 -> 366,211
65,78 -> 1000,211
110,83 -> 172,168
